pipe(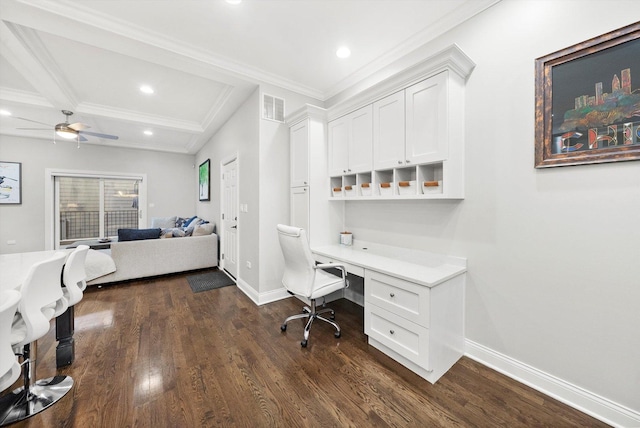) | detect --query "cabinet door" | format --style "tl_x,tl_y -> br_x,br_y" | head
327,117 -> 349,176
290,120 -> 309,187
405,71 -> 448,164
373,91 -> 405,170
290,186 -> 309,238
348,104 -> 373,173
